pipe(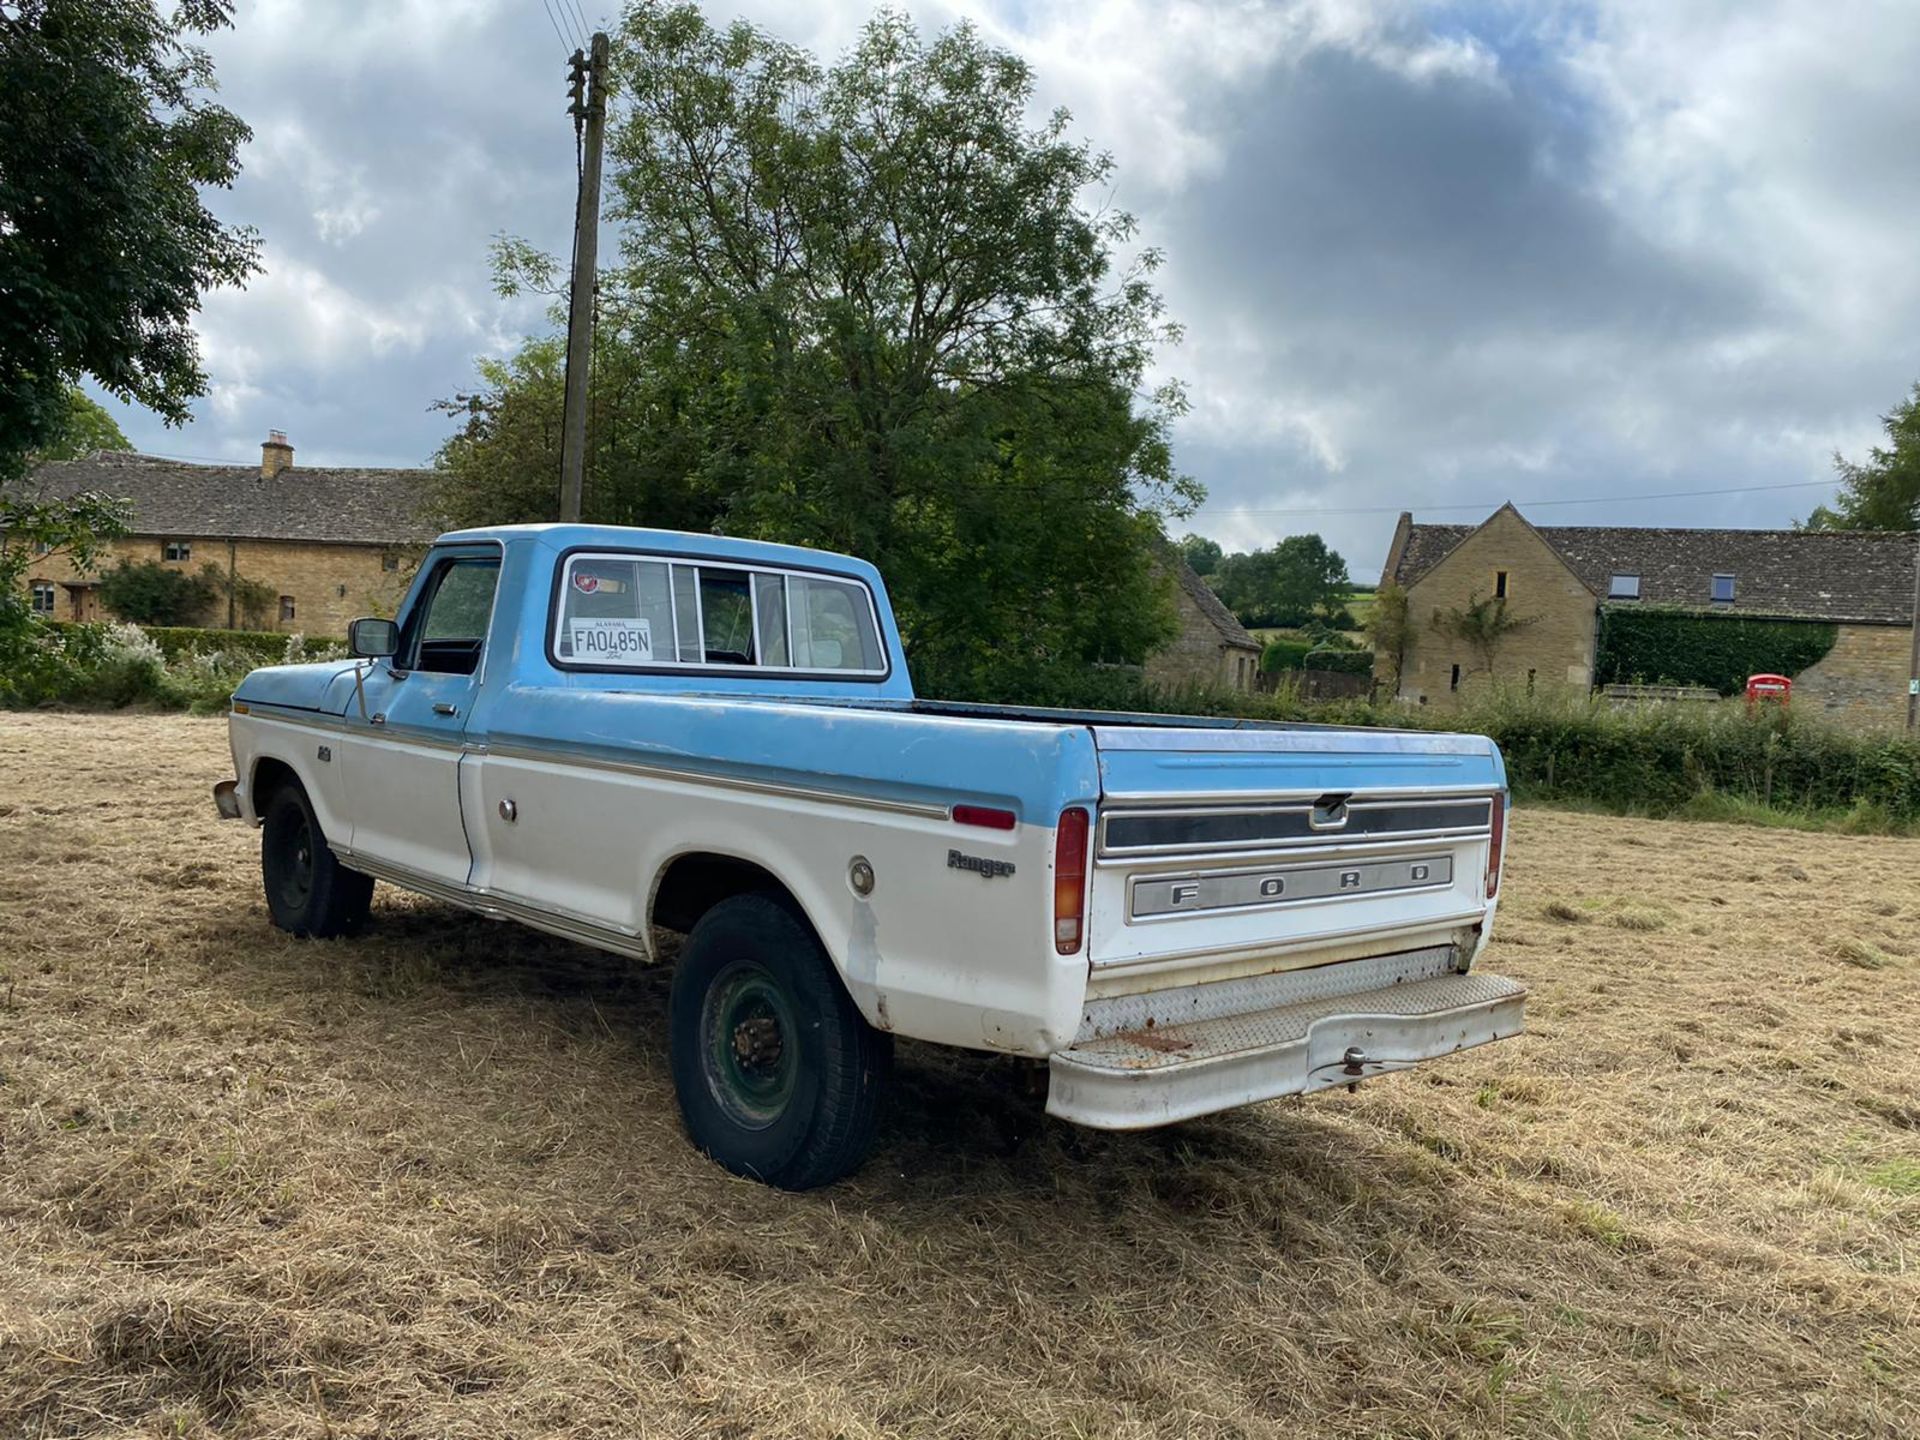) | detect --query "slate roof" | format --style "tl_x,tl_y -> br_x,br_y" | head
20,450 -> 438,546
1171,555 -> 1261,650
1390,511 -> 1919,626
